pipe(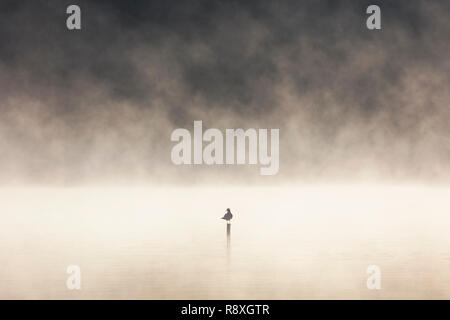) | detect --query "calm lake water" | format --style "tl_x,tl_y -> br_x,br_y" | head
1,185 -> 449,299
